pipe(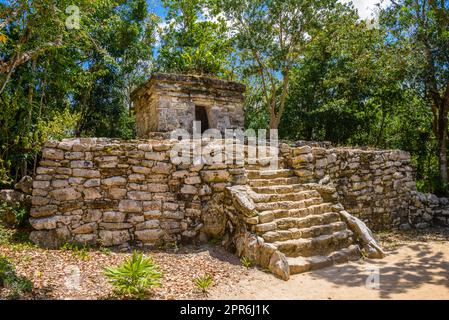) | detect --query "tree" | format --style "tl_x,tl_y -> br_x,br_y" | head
282,3 -> 406,146
383,0 -> 449,184
0,0 -> 157,184
157,0 -> 233,77
211,0 -> 338,129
